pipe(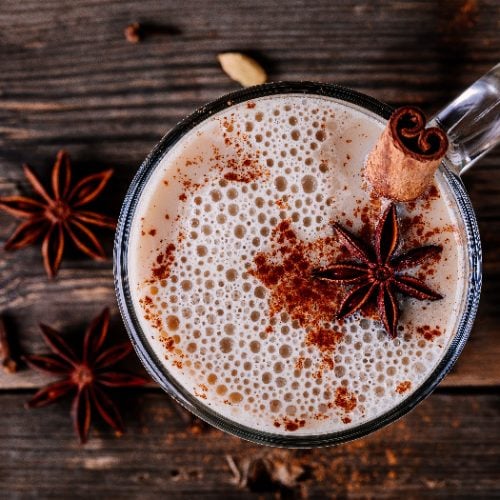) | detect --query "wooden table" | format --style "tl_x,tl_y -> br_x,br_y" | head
1,0 -> 499,497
